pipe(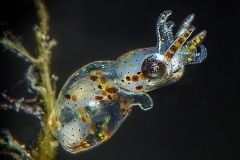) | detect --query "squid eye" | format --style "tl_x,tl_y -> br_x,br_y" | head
141,55 -> 166,79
